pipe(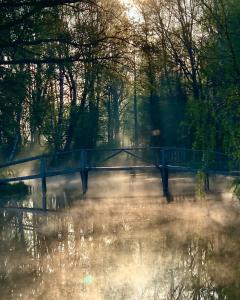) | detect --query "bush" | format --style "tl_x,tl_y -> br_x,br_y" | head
195,170 -> 206,199
0,181 -> 29,196
231,178 -> 240,200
